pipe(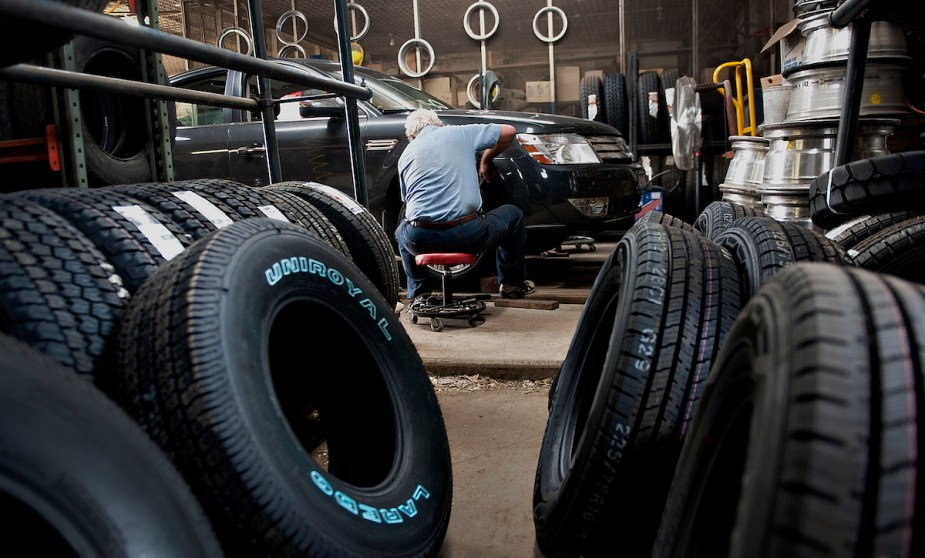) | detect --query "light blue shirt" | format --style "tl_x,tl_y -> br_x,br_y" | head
398,123 -> 501,222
